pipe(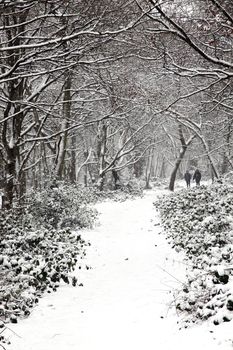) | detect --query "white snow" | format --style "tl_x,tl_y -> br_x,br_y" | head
202,216 -> 214,225
5,189 -> 233,349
